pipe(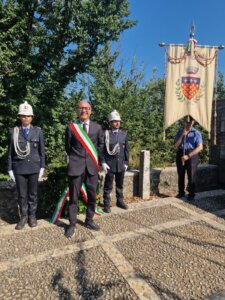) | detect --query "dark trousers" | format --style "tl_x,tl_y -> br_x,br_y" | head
15,173 -> 39,218
176,150 -> 199,196
68,169 -> 98,226
103,171 -> 125,207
